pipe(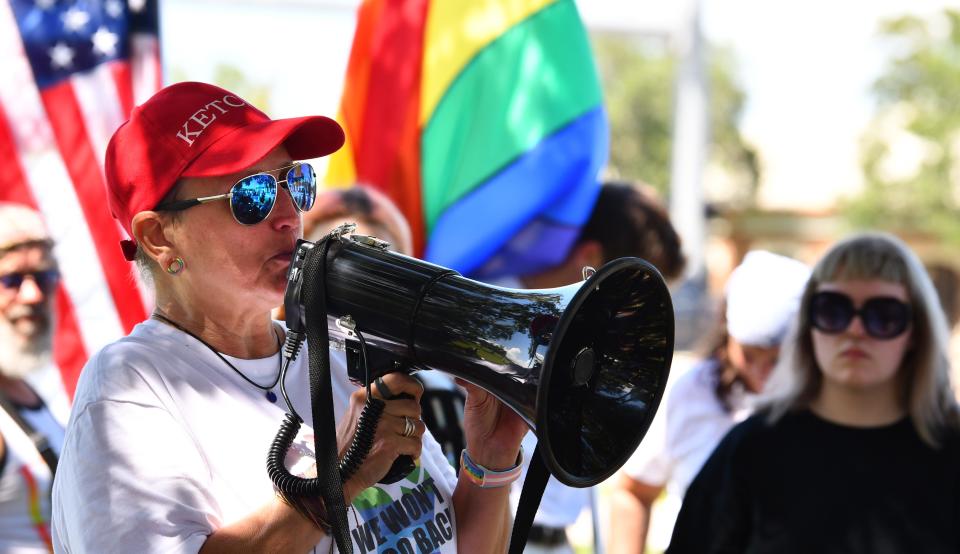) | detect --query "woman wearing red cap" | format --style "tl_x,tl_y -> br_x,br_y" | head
51,82 -> 526,553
